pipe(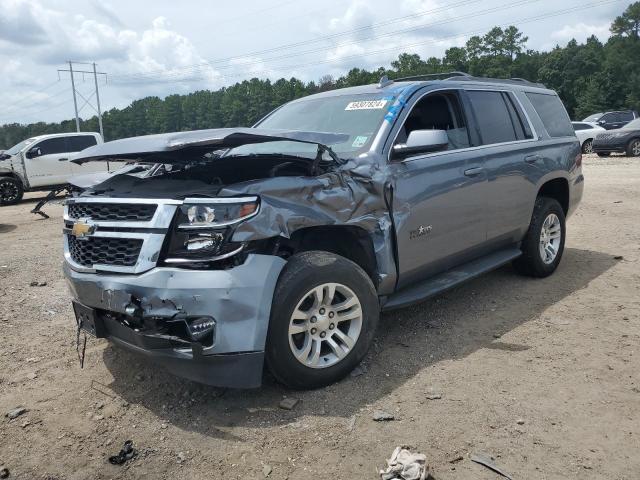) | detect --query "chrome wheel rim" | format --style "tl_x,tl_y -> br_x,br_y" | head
583,140 -> 593,154
0,181 -> 19,203
288,282 -> 363,369
539,213 -> 561,264
632,140 -> 640,156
